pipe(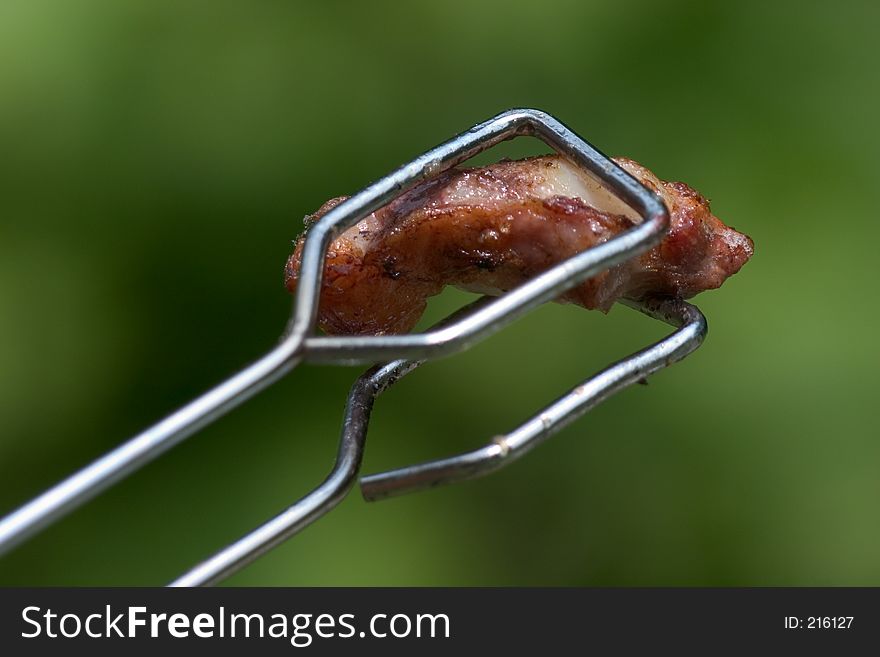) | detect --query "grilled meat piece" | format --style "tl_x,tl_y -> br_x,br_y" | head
285,155 -> 753,335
